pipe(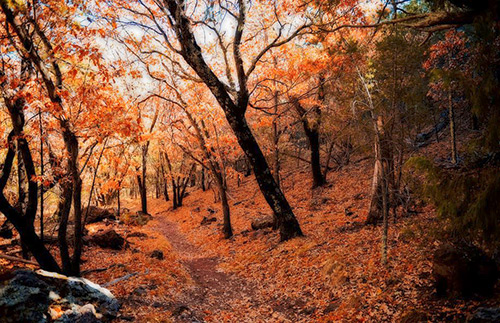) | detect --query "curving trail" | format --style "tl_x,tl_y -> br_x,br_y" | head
153,213 -> 261,322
